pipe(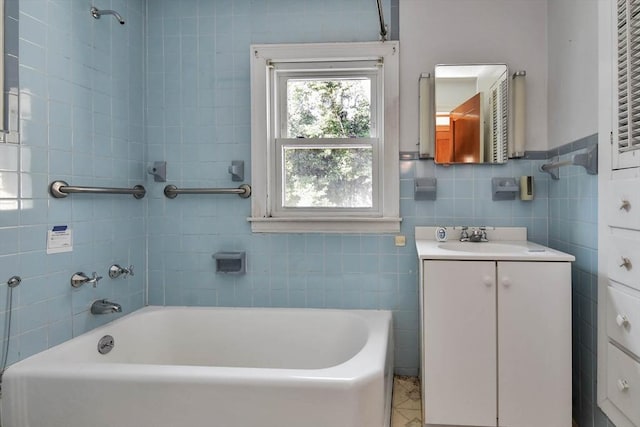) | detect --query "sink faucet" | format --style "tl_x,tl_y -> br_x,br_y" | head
469,226 -> 489,242
91,299 -> 122,315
